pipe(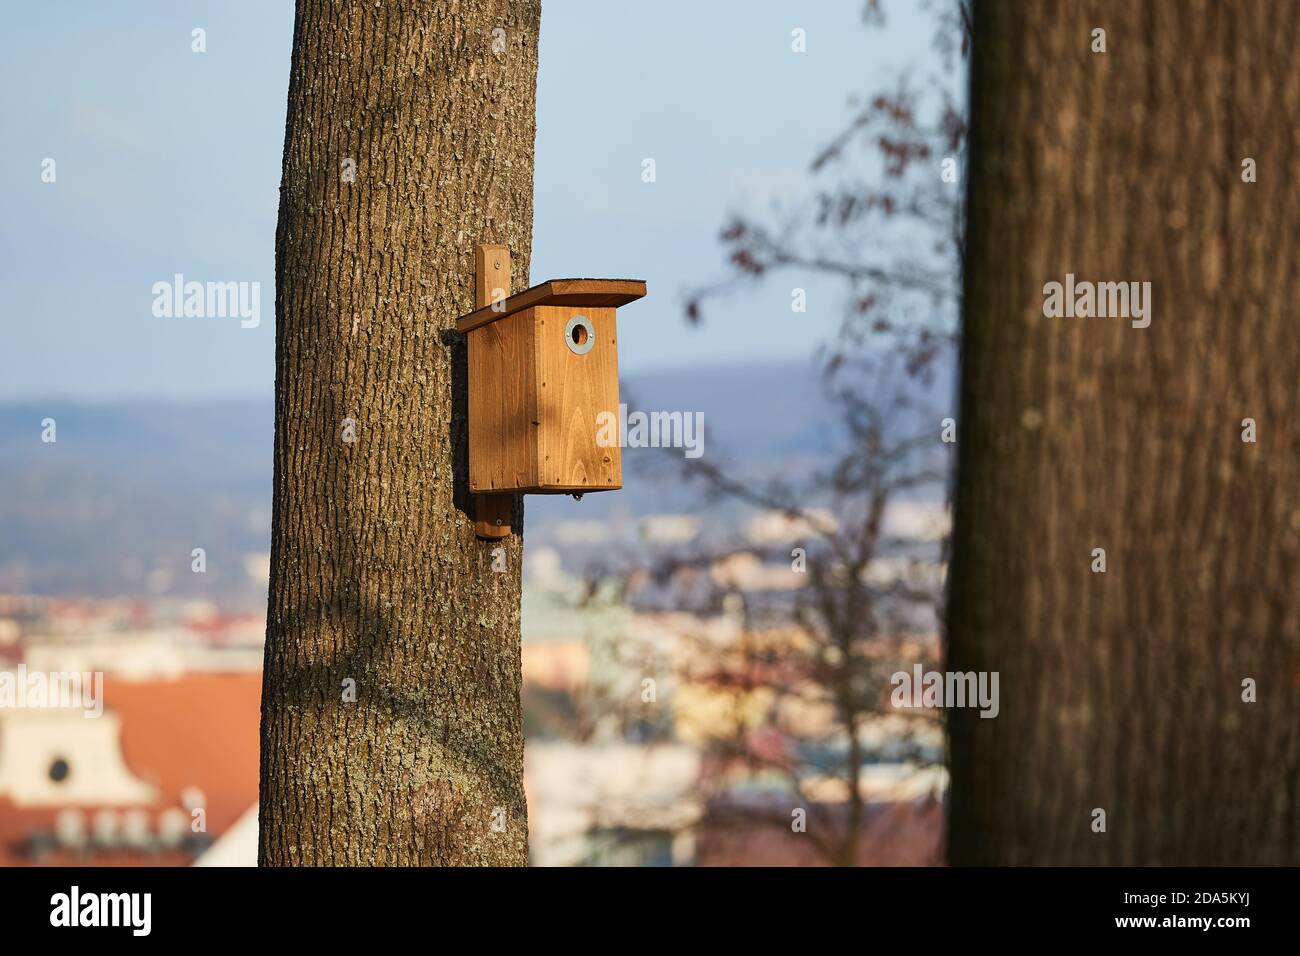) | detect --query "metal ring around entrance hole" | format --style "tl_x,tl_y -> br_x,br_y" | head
565,315 -> 595,355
